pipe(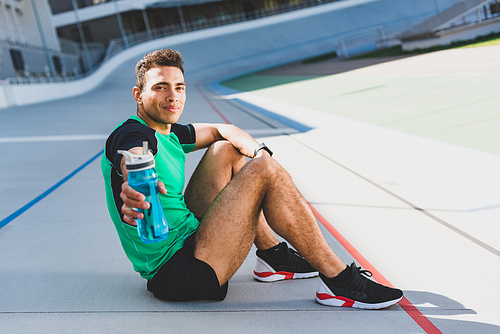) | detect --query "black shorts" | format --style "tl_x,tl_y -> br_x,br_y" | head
147,233 -> 228,301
